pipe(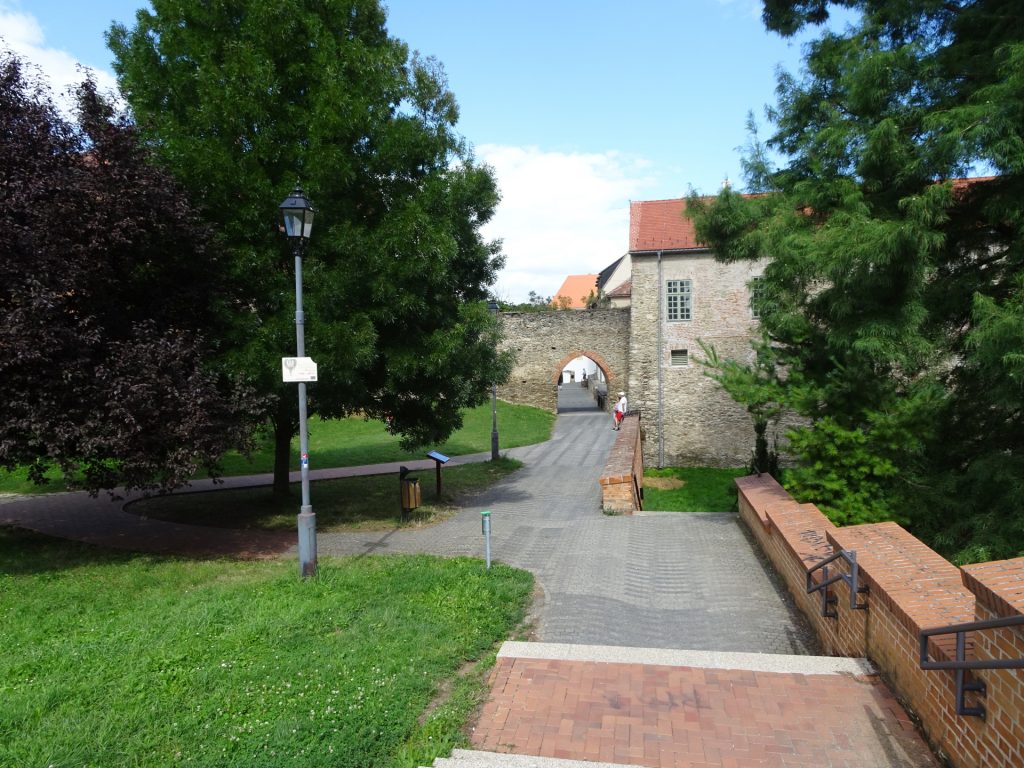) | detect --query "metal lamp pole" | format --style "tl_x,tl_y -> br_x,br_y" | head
488,299 -> 500,461
280,185 -> 316,577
